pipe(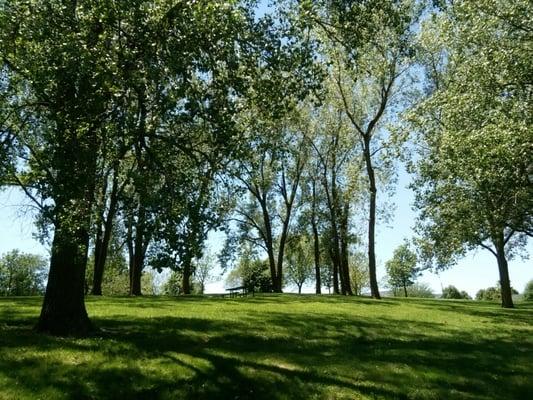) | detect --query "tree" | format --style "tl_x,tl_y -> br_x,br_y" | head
297,0 -> 419,299
441,285 -> 471,300
0,250 -> 47,296
194,250 -> 216,295
349,251 -> 369,296
409,0 -> 532,308
385,244 -> 418,297
230,113 -> 310,293
285,235 -> 314,294
226,250 -> 271,293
